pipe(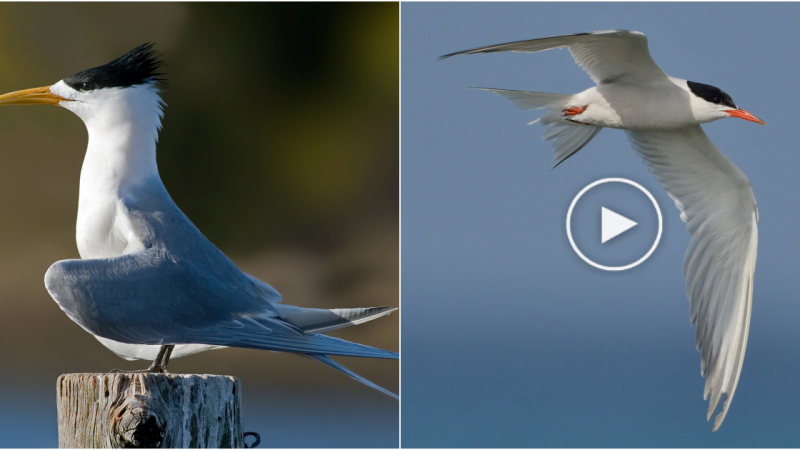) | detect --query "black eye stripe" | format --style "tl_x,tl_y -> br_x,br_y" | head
687,81 -> 737,109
